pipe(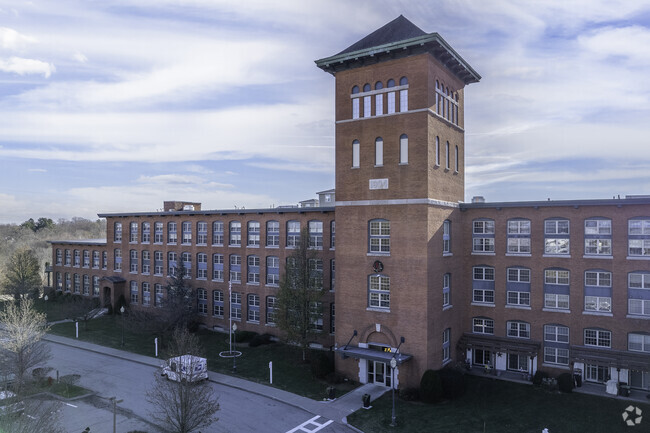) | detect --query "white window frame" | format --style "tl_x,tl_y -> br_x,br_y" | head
544,293 -> 570,310
507,291 -> 530,306
584,329 -> 611,348
368,275 -> 390,309
628,333 -> 650,353
472,318 -> 494,335
507,321 -> 530,339
369,220 -> 390,254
